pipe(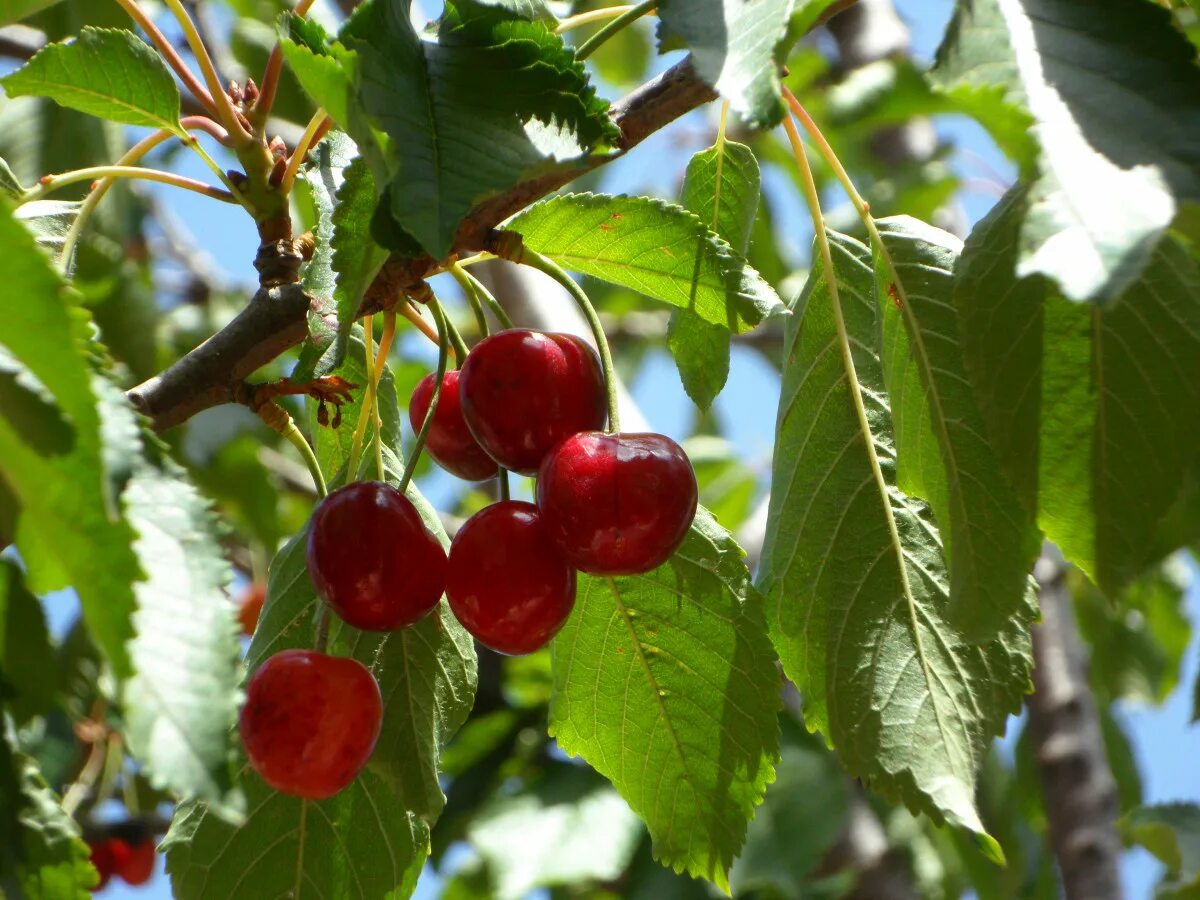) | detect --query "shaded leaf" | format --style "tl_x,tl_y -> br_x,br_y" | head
874,216 -> 1039,637
1,27 -> 182,132
955,185 -> 1200,593
0,559 -> 56,723
0,343 -> 73,456
508,192 -> 783,333
549,507 -> 781,890
1123,804 -> 1200,896
657,0 -> 794,127
670,140 -> 761,409
757,229 -> 1033,854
